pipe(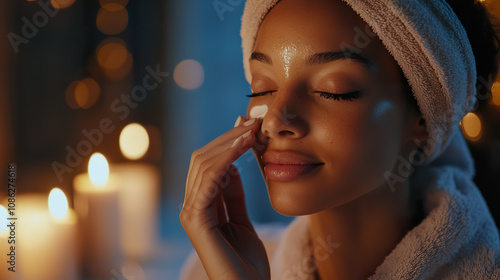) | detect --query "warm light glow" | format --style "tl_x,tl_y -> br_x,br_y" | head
82,78 -> 101,108
96,4 -> 128,35
51,0 -> 75,9
97,40 -> 128,70
65,80 -> 80,109
460,112 -> 482,141
104,52 -> 133,81
491,81 -> 500,106
119,123 -> 150,160
88,153 -> 110,186
65,78 -> 101,109
48,188 -> 69,219
173,59 -> 205,90
95,38 -> 133,81
74,81 -> 89,108
0,205 -> 8,232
